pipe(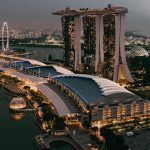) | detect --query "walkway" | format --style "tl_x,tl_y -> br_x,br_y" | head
37,83 -> 71,117
13,108 -> 36,112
